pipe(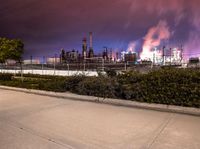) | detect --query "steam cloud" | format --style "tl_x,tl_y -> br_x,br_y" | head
127,42 -> 136,53
141,20 -> 171,60
127,0 -> 200,60
127,20 -> 171,60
